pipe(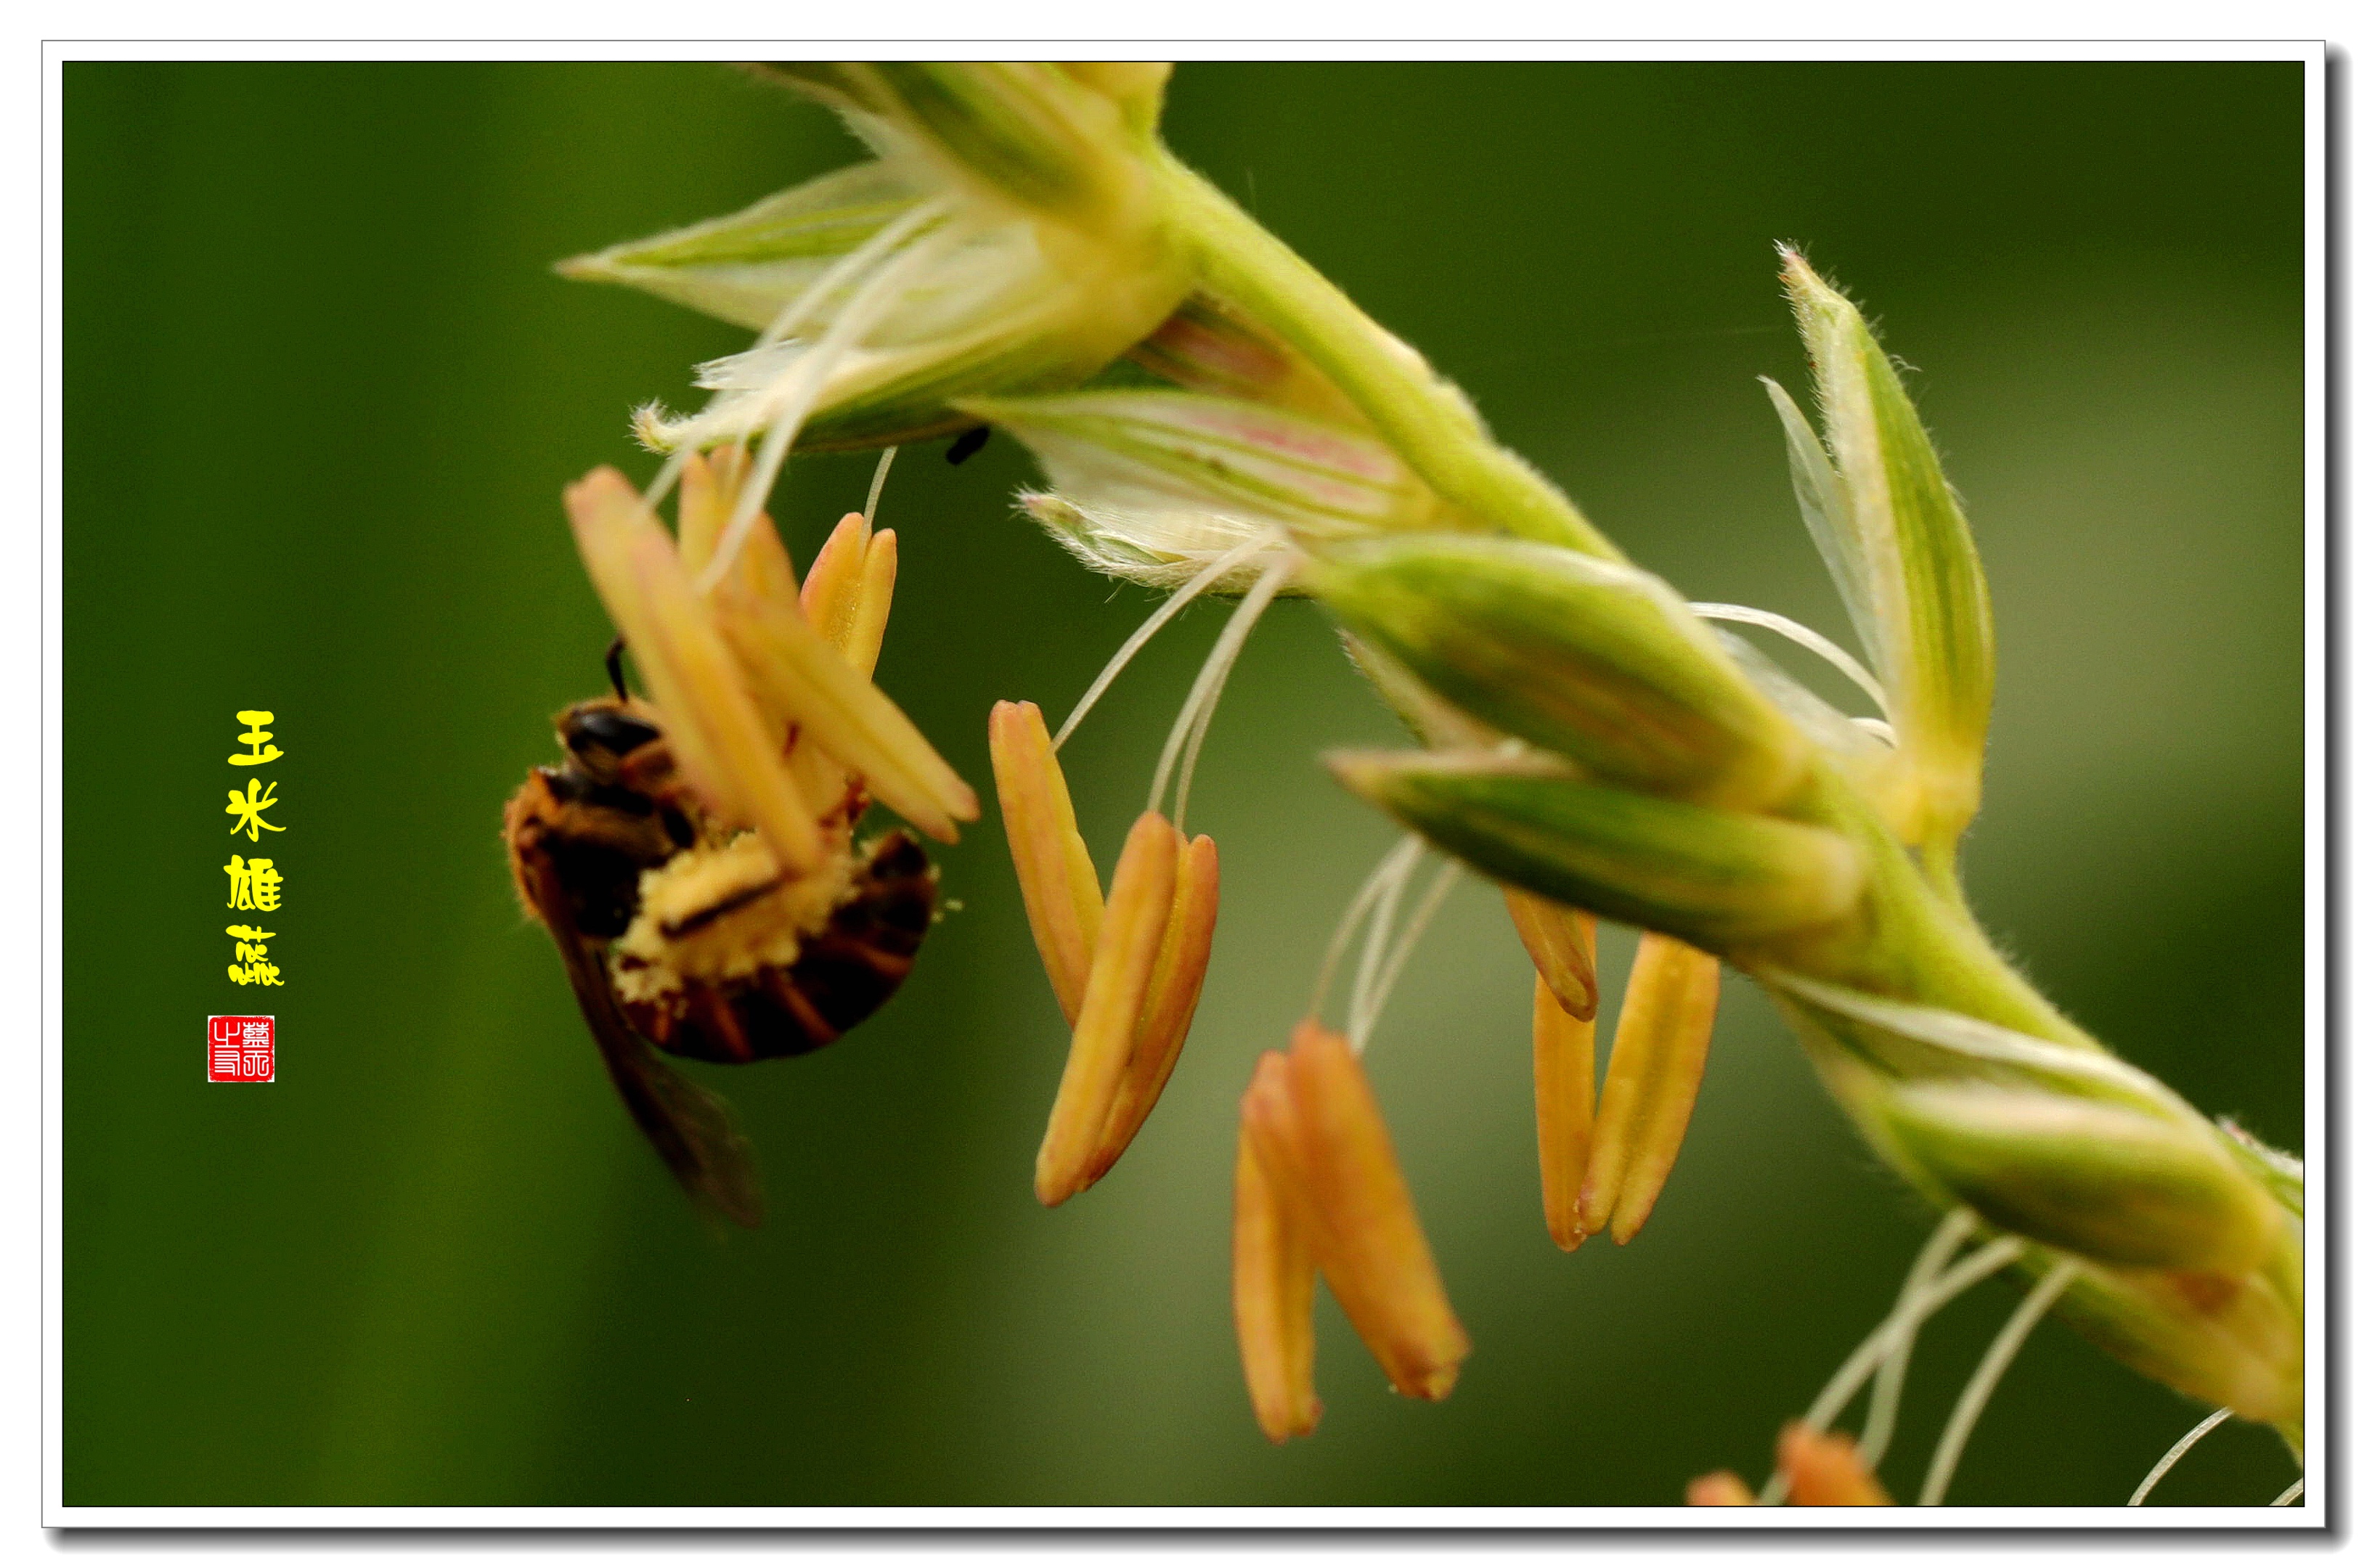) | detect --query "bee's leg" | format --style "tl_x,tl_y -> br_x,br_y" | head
604,634 -> 630,703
